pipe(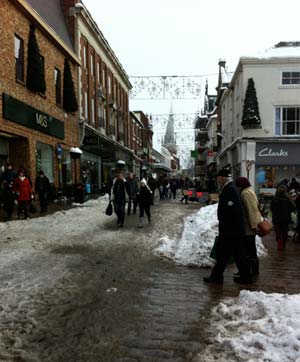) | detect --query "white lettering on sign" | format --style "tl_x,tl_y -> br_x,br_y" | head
258,147 -> 288,157
36,113 -> 48,128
